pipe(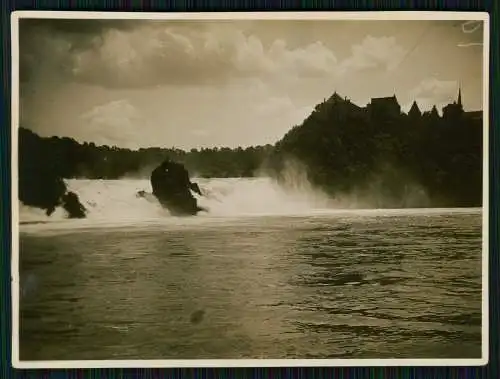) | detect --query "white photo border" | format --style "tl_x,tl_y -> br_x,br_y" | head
10,10 -> 491,369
